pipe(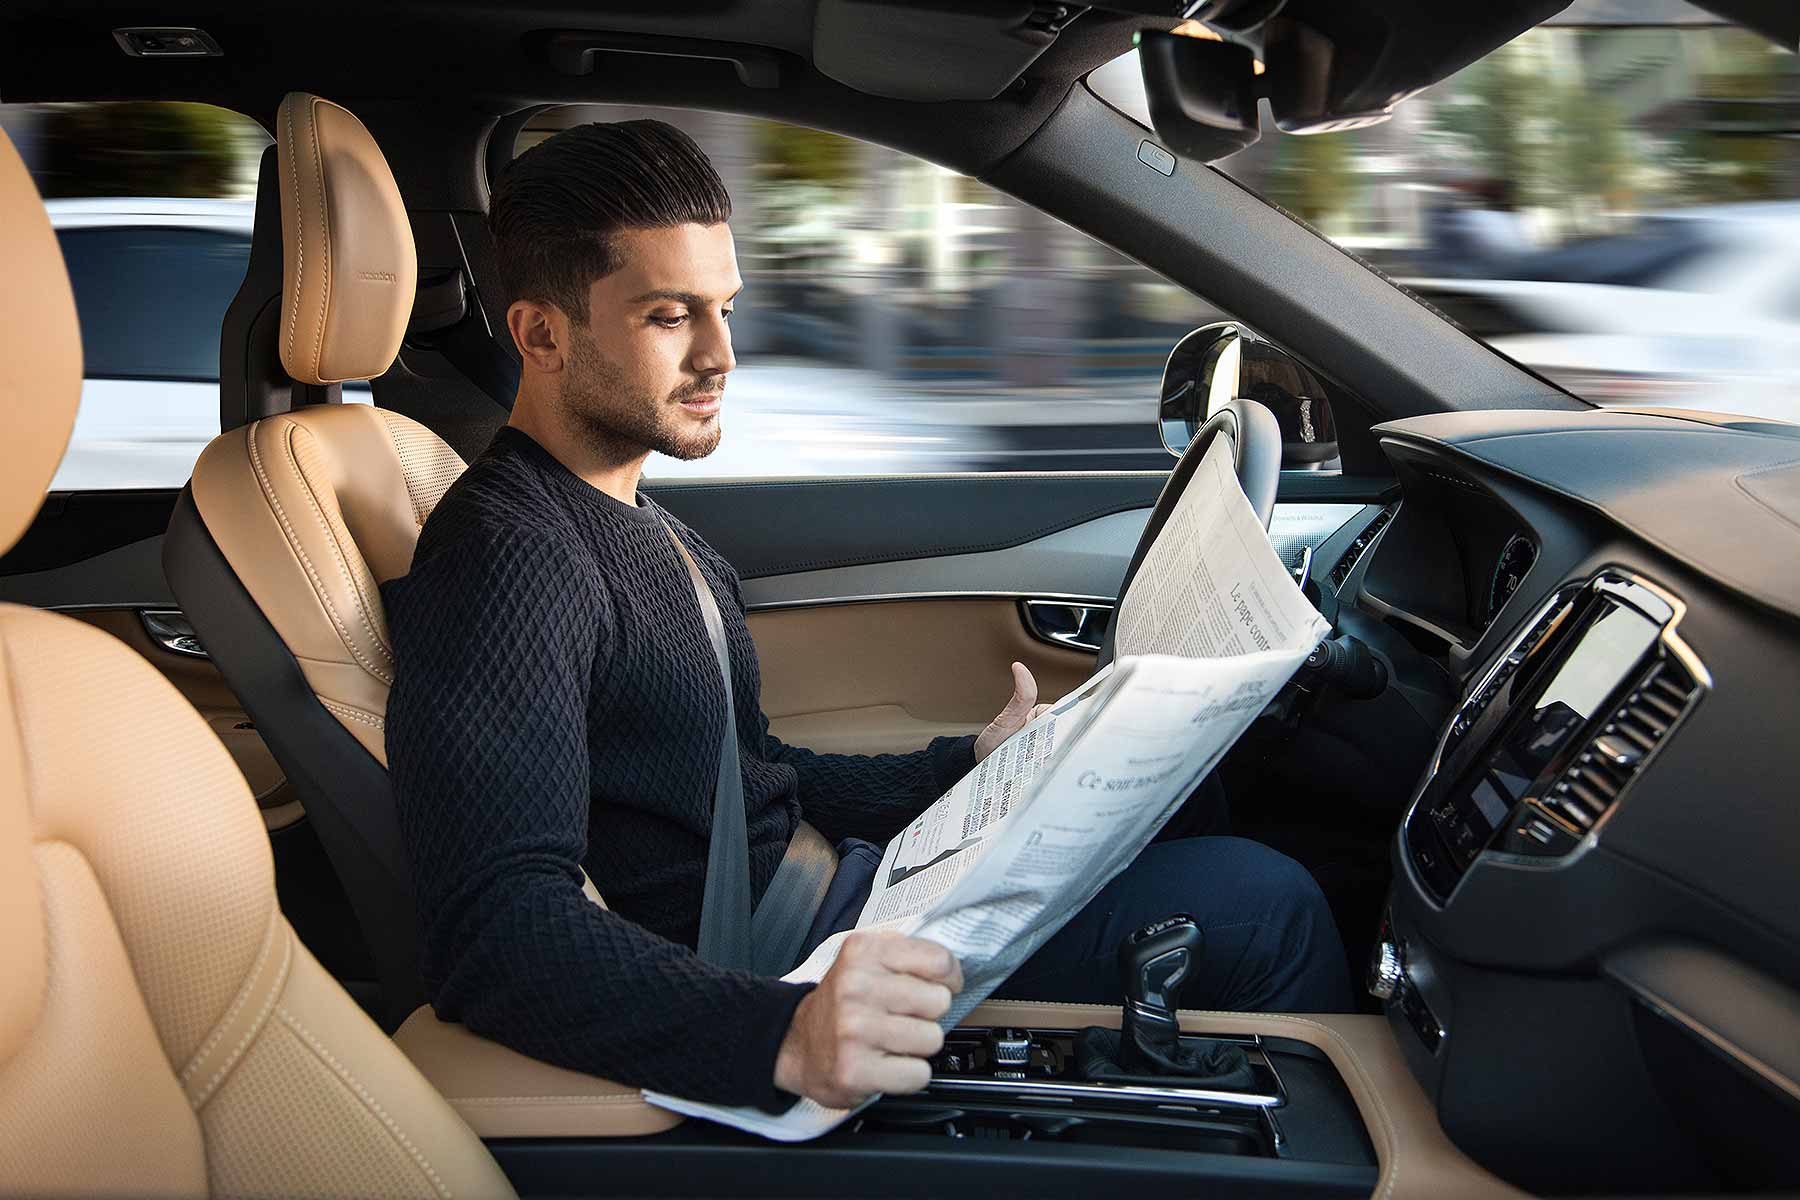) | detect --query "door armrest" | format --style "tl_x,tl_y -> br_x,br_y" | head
393,1007 -> 682,1139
